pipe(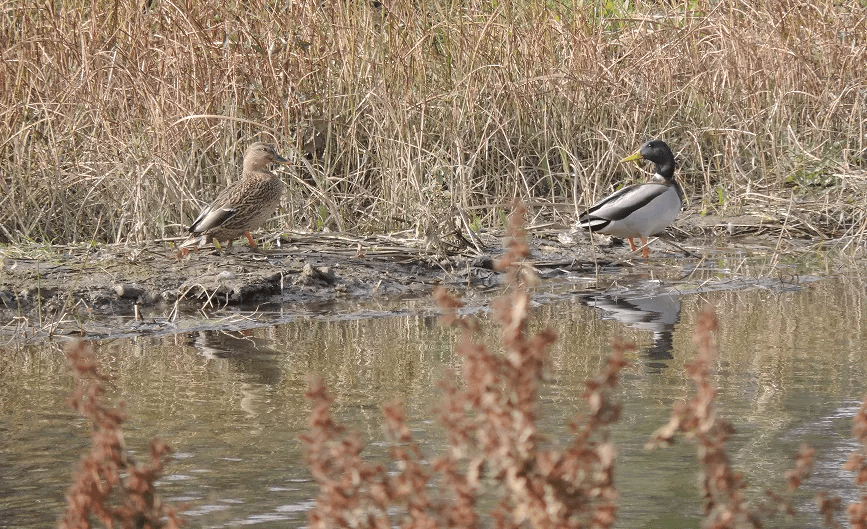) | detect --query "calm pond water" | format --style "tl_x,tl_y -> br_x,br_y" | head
1,259 -> 866,528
